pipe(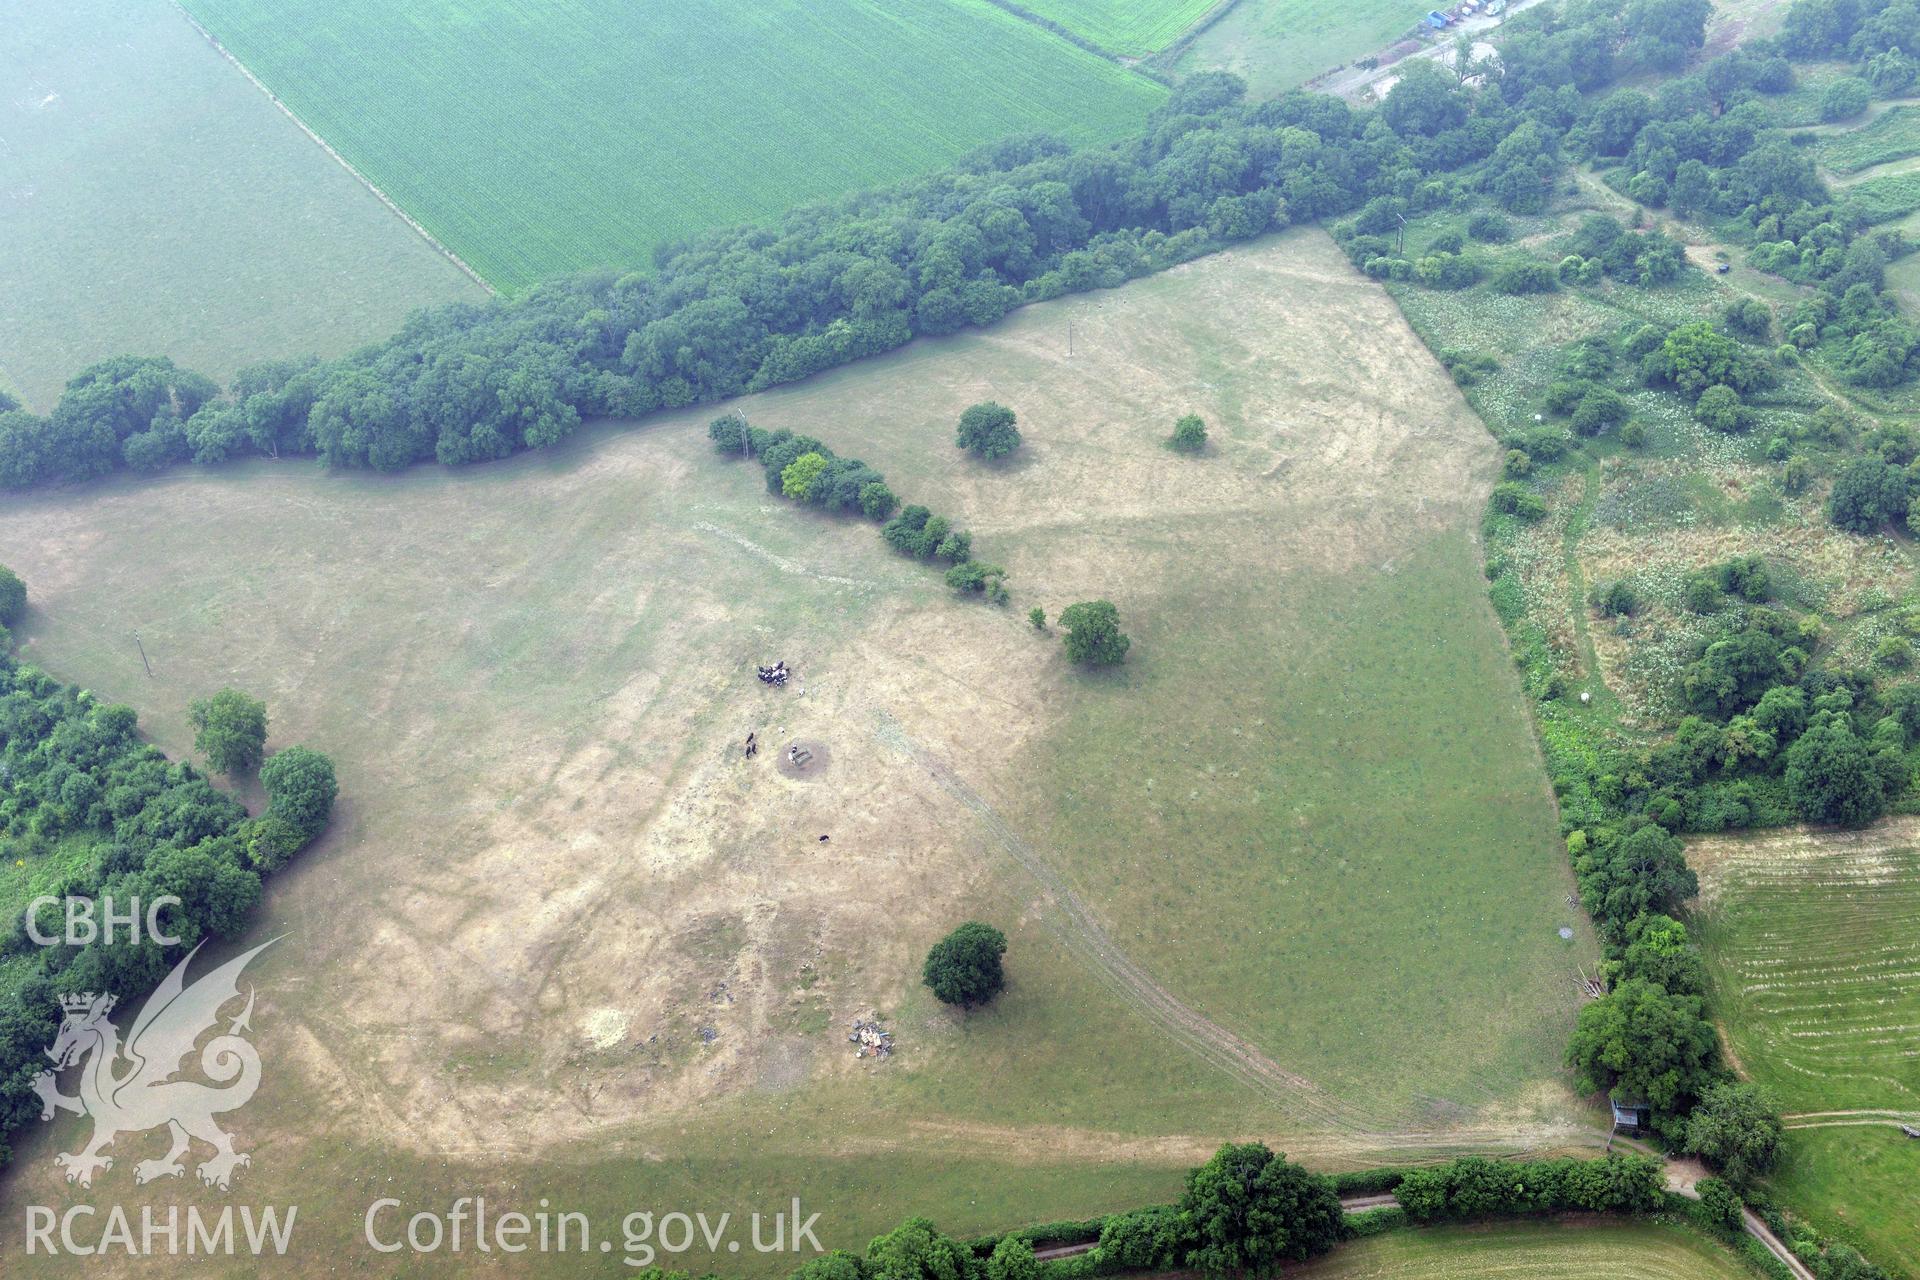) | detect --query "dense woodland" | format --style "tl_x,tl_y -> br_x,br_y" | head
0,574 -> 337,1167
